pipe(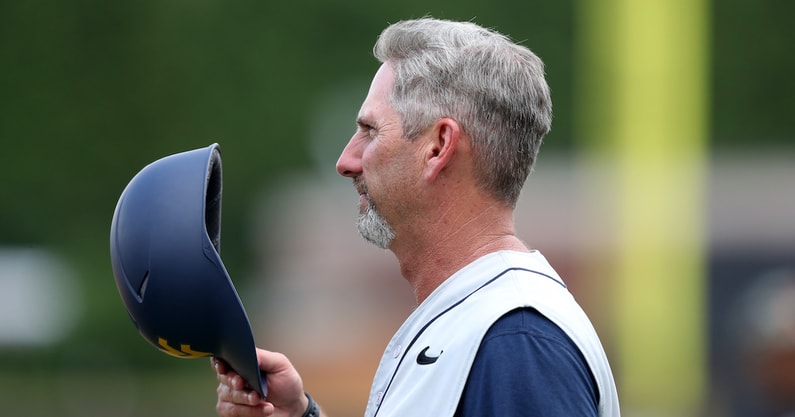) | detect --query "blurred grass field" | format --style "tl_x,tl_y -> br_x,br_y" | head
0,369 -> 218,417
